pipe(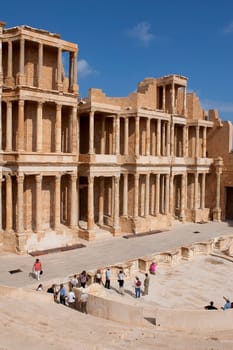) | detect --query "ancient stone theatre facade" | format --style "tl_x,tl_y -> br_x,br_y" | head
0,22 -> 226,253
